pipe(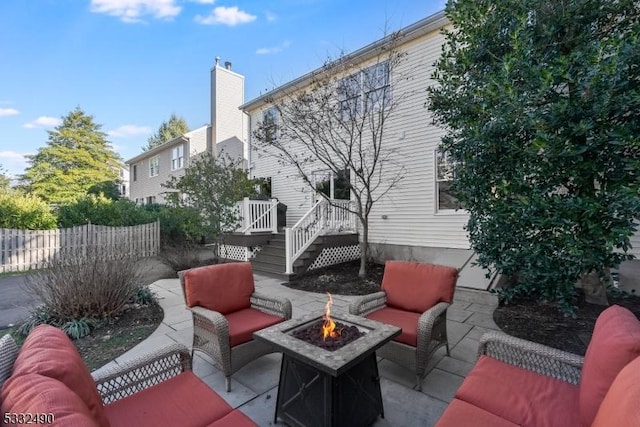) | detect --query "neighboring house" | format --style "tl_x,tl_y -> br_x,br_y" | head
118,166 -> 129,199
126,57 -> 247,204
238,11 -> 491,286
